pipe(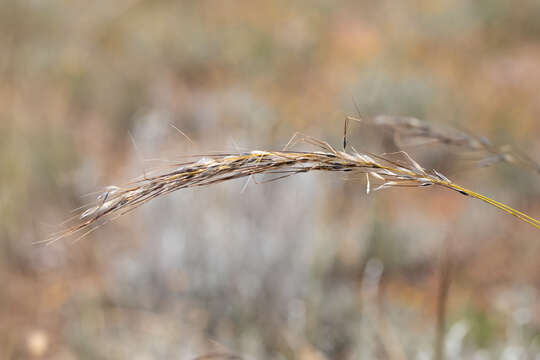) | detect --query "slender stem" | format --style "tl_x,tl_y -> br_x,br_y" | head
445,183 -> 540,230
434,237 -> 452,360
